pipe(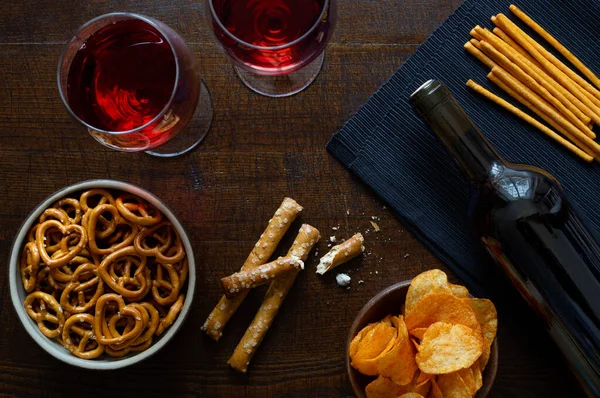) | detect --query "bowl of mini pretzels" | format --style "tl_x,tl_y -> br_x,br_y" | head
9,179 -> 195,369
